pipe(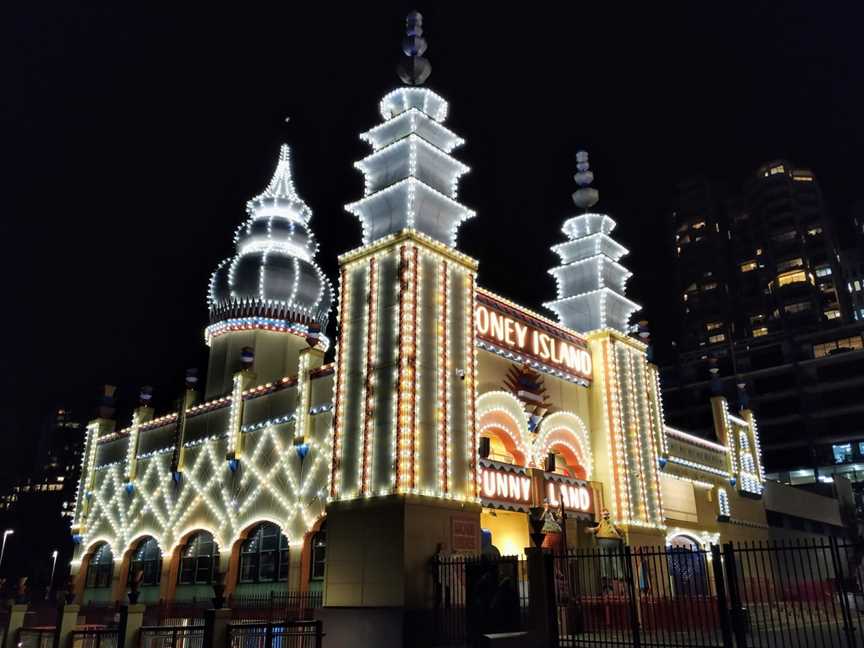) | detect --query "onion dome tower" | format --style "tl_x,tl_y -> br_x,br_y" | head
205,144 -> 333,398
544,151 -> 640,333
